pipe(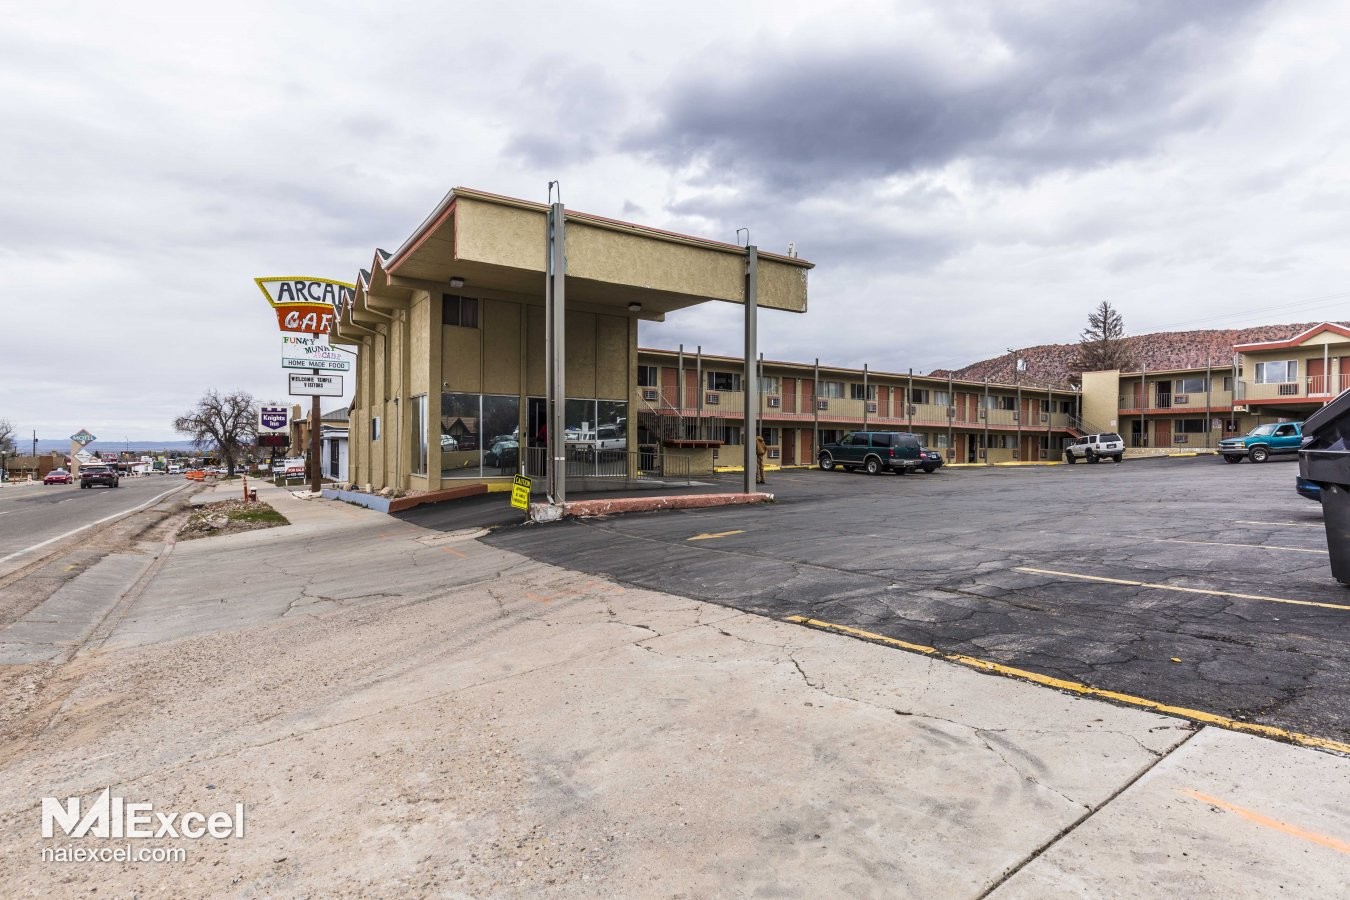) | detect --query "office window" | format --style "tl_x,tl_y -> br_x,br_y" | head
1254,360 -> 1297,384
442,294 -> 479,328
818,381 -> 844,399
849,383 -> 877,401
637,365 -> 658,388
706,371 -> 741,392
411,394 -> 428,475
